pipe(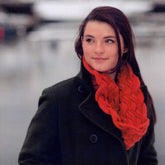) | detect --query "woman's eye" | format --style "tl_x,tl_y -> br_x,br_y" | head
105,39 -> 114,43
86,38 -> 93,43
